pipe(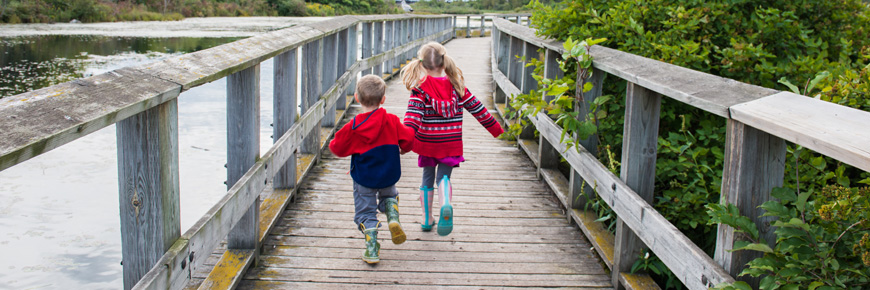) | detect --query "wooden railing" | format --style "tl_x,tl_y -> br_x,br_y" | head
491,18 -> 870,290
0,14 -> 454,290
451,13 -> 531,38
